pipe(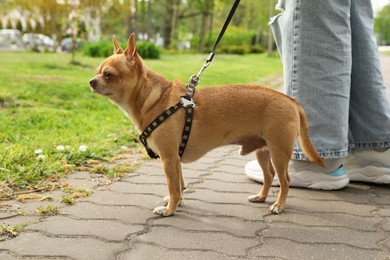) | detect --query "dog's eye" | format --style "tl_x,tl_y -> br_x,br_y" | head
104,71 -> 111,79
